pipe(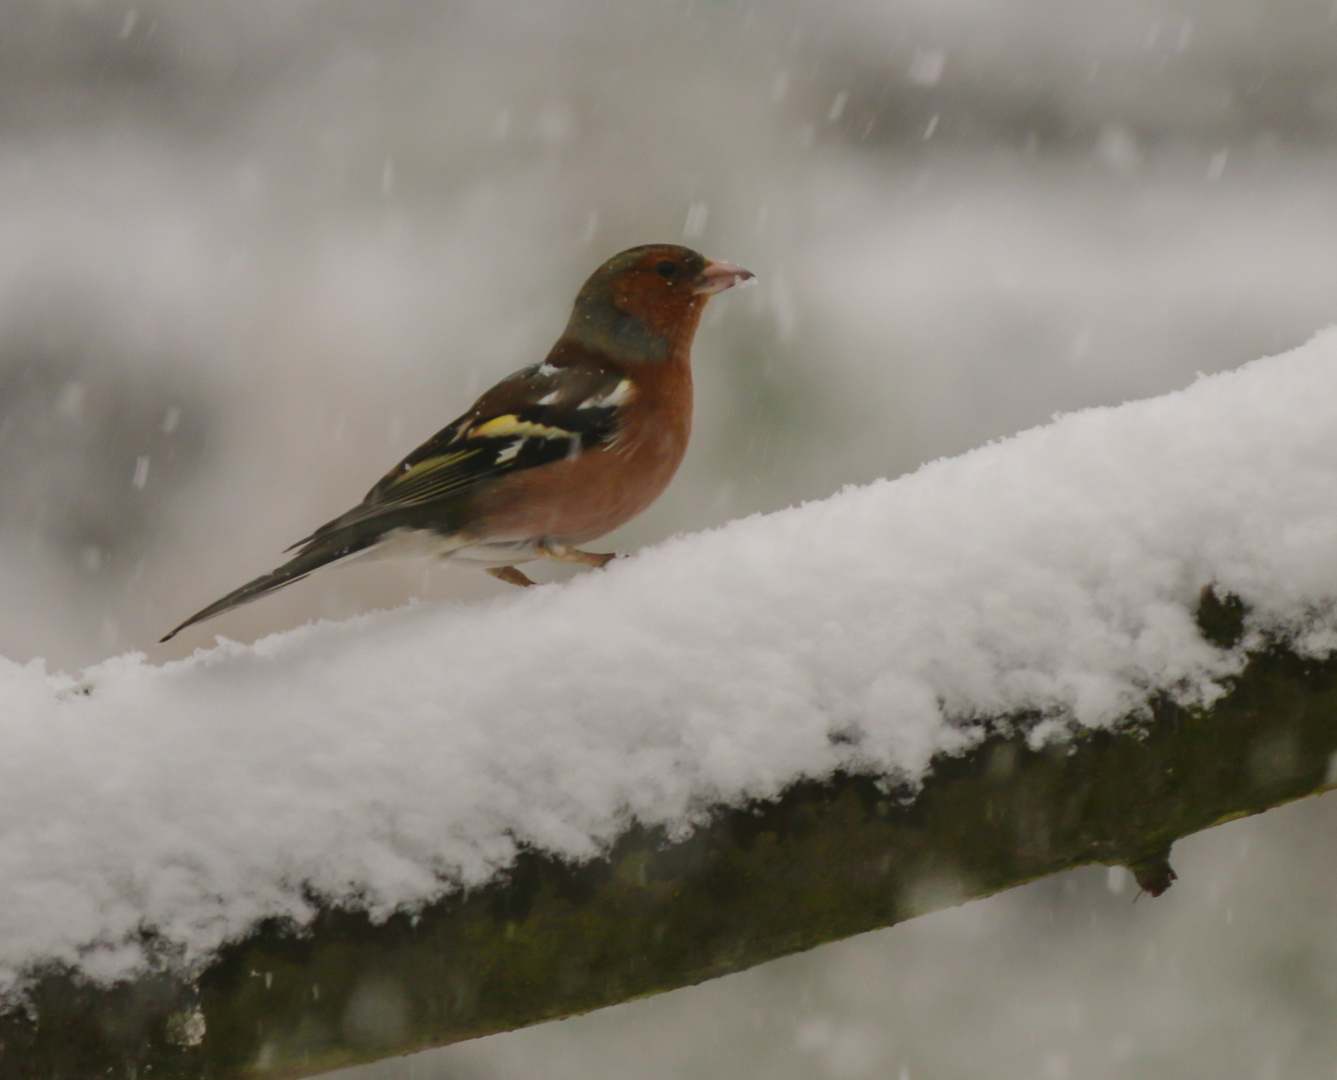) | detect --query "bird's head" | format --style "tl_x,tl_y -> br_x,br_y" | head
564,244 -> 754,363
